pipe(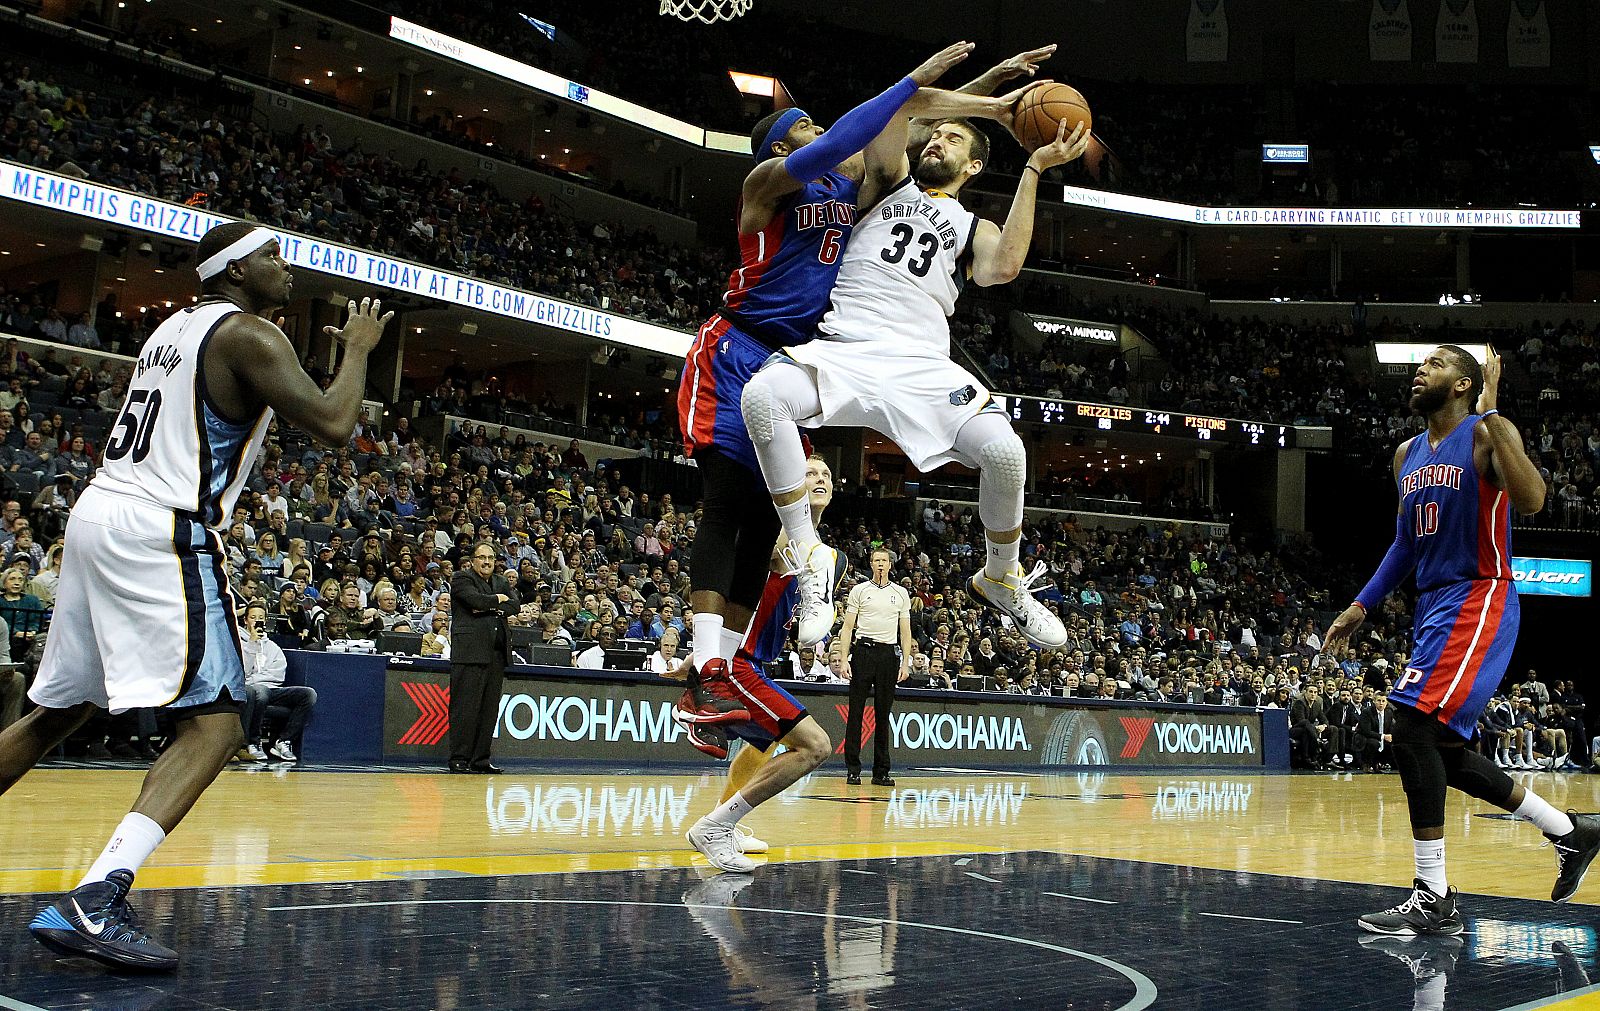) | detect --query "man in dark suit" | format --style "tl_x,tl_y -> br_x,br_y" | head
449,541 -> 519,773
1356,695 -> 1395,772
